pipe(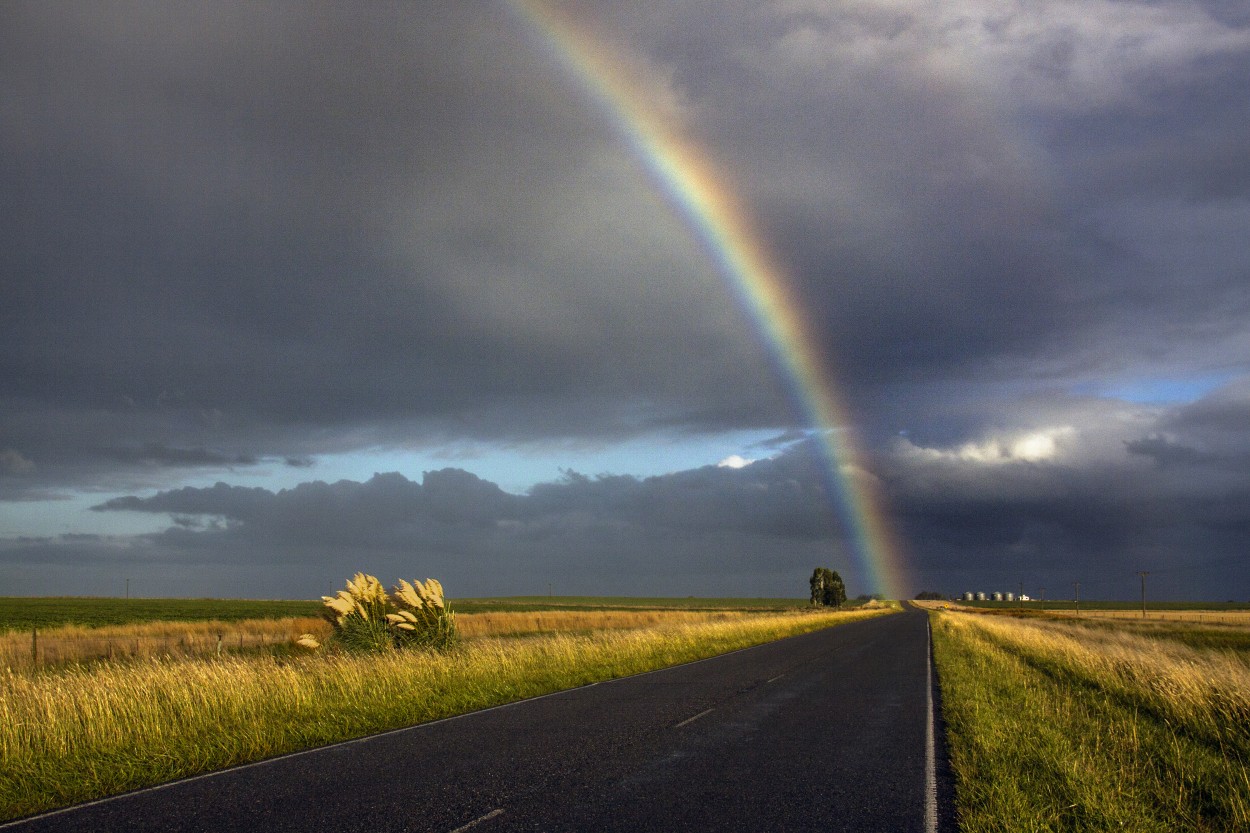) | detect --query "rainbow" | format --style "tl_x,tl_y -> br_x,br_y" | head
507,1 -> 908,600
